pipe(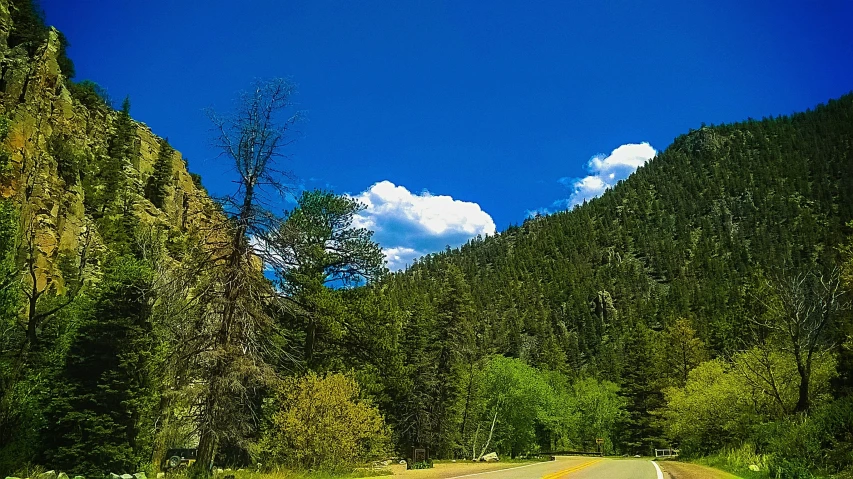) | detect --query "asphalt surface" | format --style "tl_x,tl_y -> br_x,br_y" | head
447,456 -> 662,479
